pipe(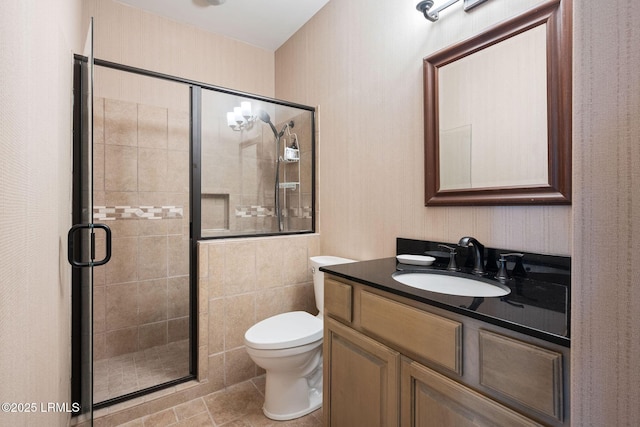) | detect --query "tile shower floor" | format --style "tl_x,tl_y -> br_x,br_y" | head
114,377 -> 323,427
94,340 -> 190,403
